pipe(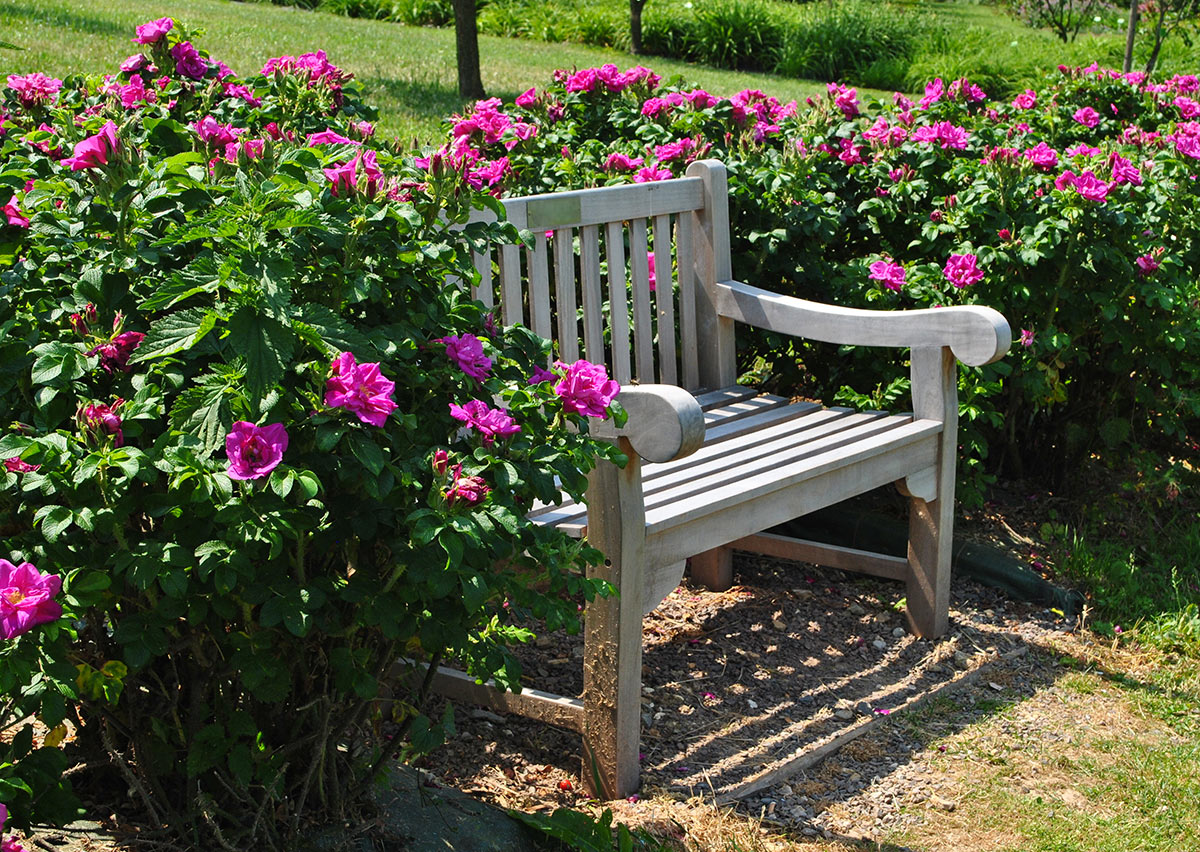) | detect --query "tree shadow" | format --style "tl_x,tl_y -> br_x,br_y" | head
1,1 -> 128,38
